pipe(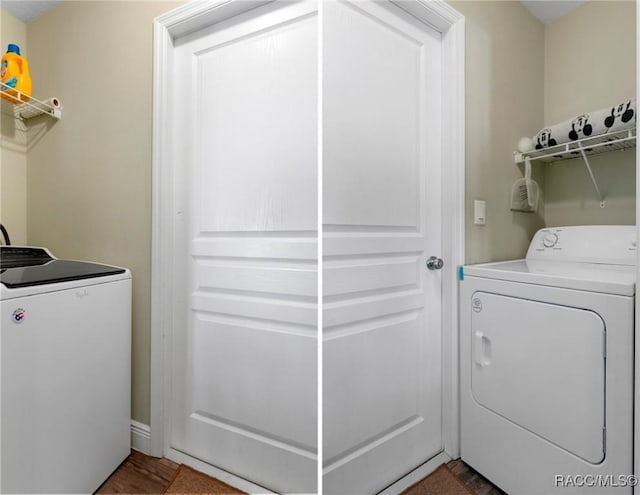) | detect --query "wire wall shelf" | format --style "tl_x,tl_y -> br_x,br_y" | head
514,127 -> 636,164
0,82 -> 62,120
513,127 -> 636,209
